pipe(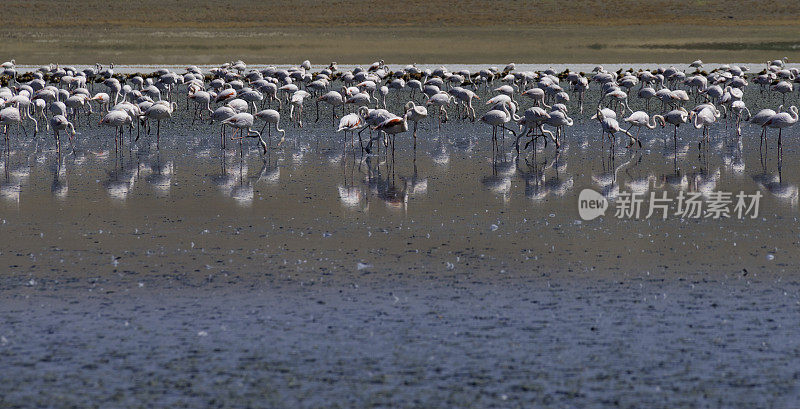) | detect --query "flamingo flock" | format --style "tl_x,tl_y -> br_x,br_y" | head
0,58 -> 795,165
